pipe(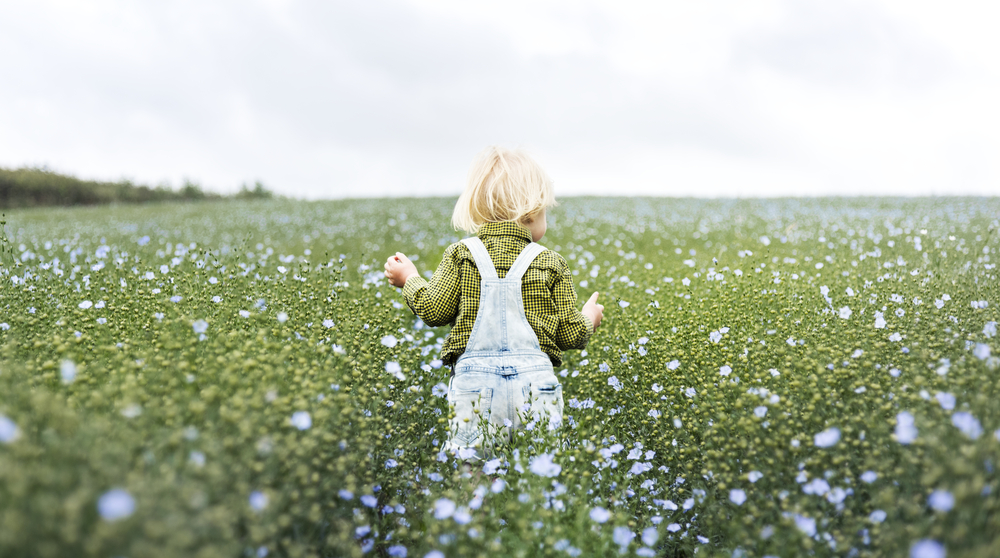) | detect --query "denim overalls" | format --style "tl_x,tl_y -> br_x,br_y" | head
443,237 -> 565,458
